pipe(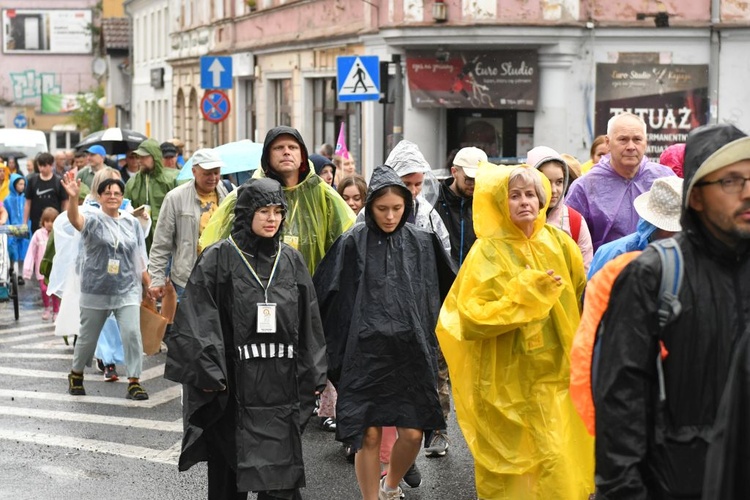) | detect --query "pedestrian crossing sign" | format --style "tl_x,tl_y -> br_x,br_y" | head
337,55 -> 380,102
